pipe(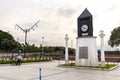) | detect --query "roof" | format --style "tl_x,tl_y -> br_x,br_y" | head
78,8 -> 92,19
